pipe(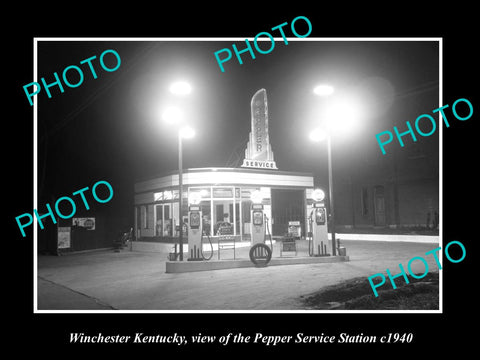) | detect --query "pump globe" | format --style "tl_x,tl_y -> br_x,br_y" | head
250,190 -> 263,204
189,192 -> 202,205
312,188 -> 325,202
